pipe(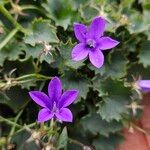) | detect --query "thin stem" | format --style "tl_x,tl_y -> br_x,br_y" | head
0,116 -> 21,128
21,5 -> 45,15
0,28 -> 18,50
7,110 -> 23,143
0,4 -> 27,33
14,122 -> 36,135
69,138 -> 84,147
16,74 -> 51,81
0,4 -> 18,26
